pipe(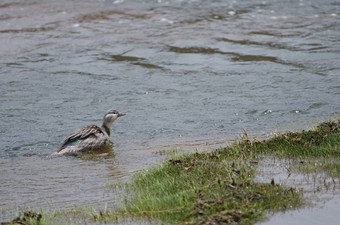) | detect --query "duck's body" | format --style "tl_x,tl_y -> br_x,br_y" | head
55,109 -> 126,155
